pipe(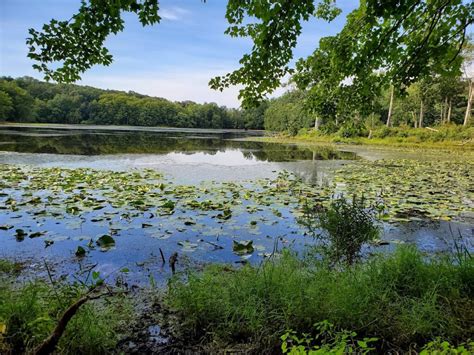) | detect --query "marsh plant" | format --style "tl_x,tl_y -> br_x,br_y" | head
303,196 -> 380,265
